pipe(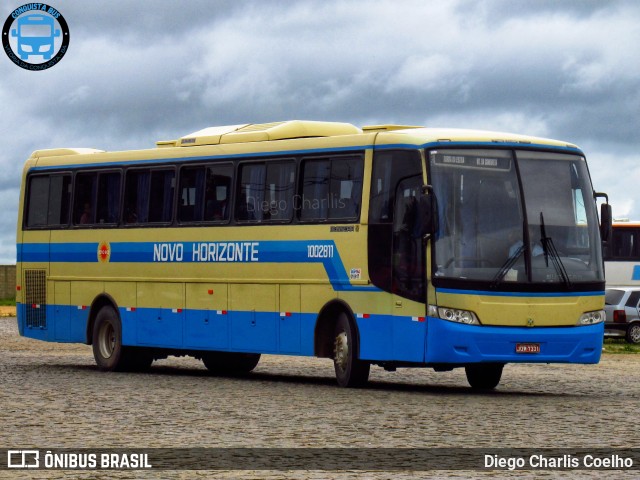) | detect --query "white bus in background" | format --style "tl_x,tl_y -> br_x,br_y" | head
604,220 -> 640,287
